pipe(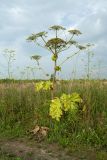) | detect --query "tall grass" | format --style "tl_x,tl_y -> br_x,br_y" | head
0,80 -> 107,149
